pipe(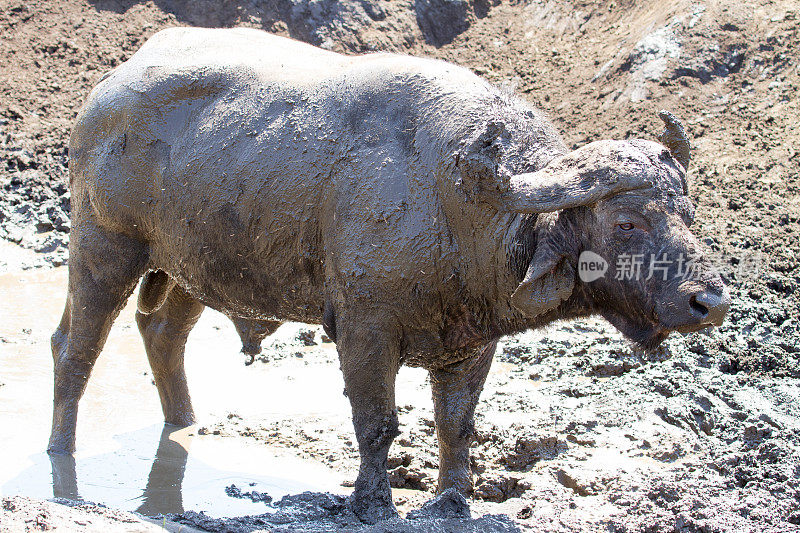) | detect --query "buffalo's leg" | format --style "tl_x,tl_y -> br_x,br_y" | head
136,284 -> 204,426
337,313 -> 400,523
49,225 -> 147,453
430,341 -> 496,494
